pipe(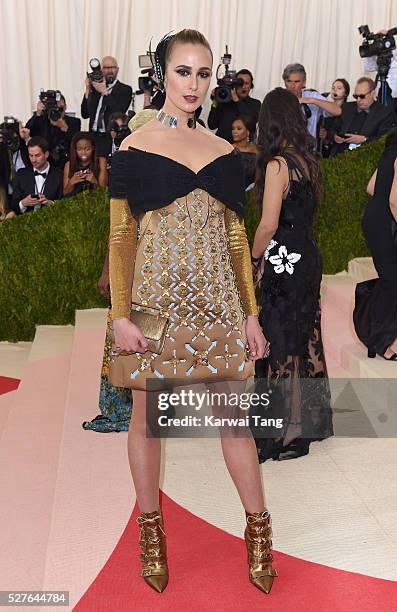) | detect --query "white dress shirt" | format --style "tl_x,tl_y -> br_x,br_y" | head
19,163 -> 50,213
92,79 -> 118,132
